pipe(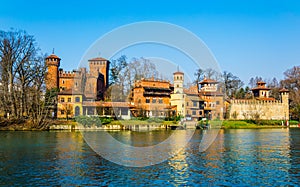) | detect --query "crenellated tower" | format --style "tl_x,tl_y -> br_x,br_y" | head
280,88 -> 289,120
88,57 -> 110,88
45,53 -> 61,90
